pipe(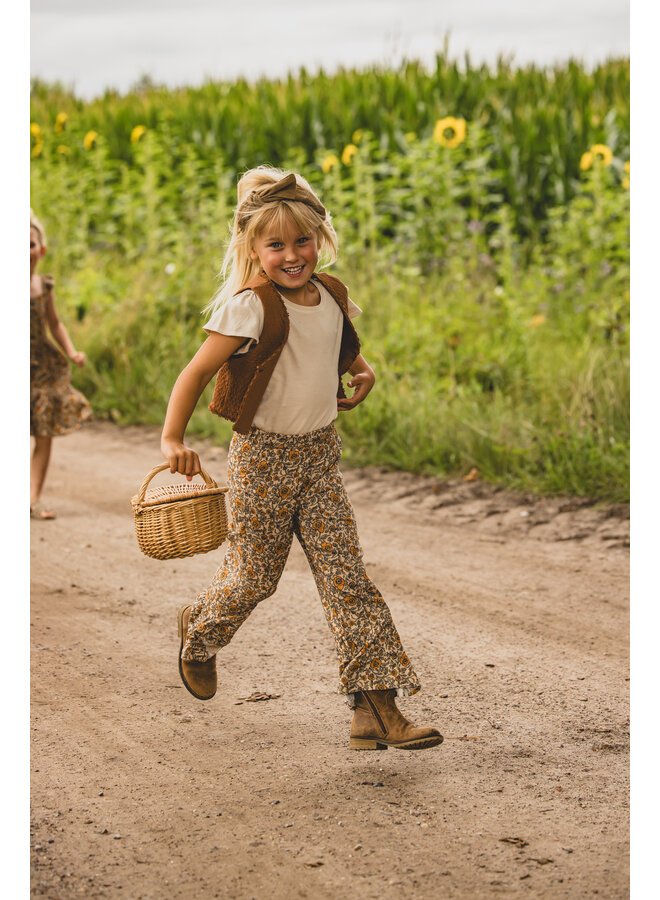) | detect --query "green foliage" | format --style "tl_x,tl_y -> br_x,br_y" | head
30,57 -> 629,502
31,53 -> 629,237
